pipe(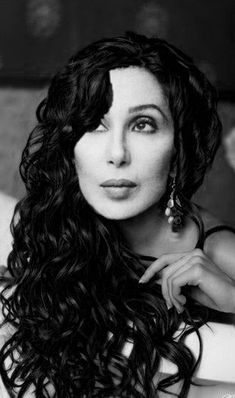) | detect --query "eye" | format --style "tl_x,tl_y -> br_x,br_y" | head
88,121 -> 108,133
132,117 -> 157,133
